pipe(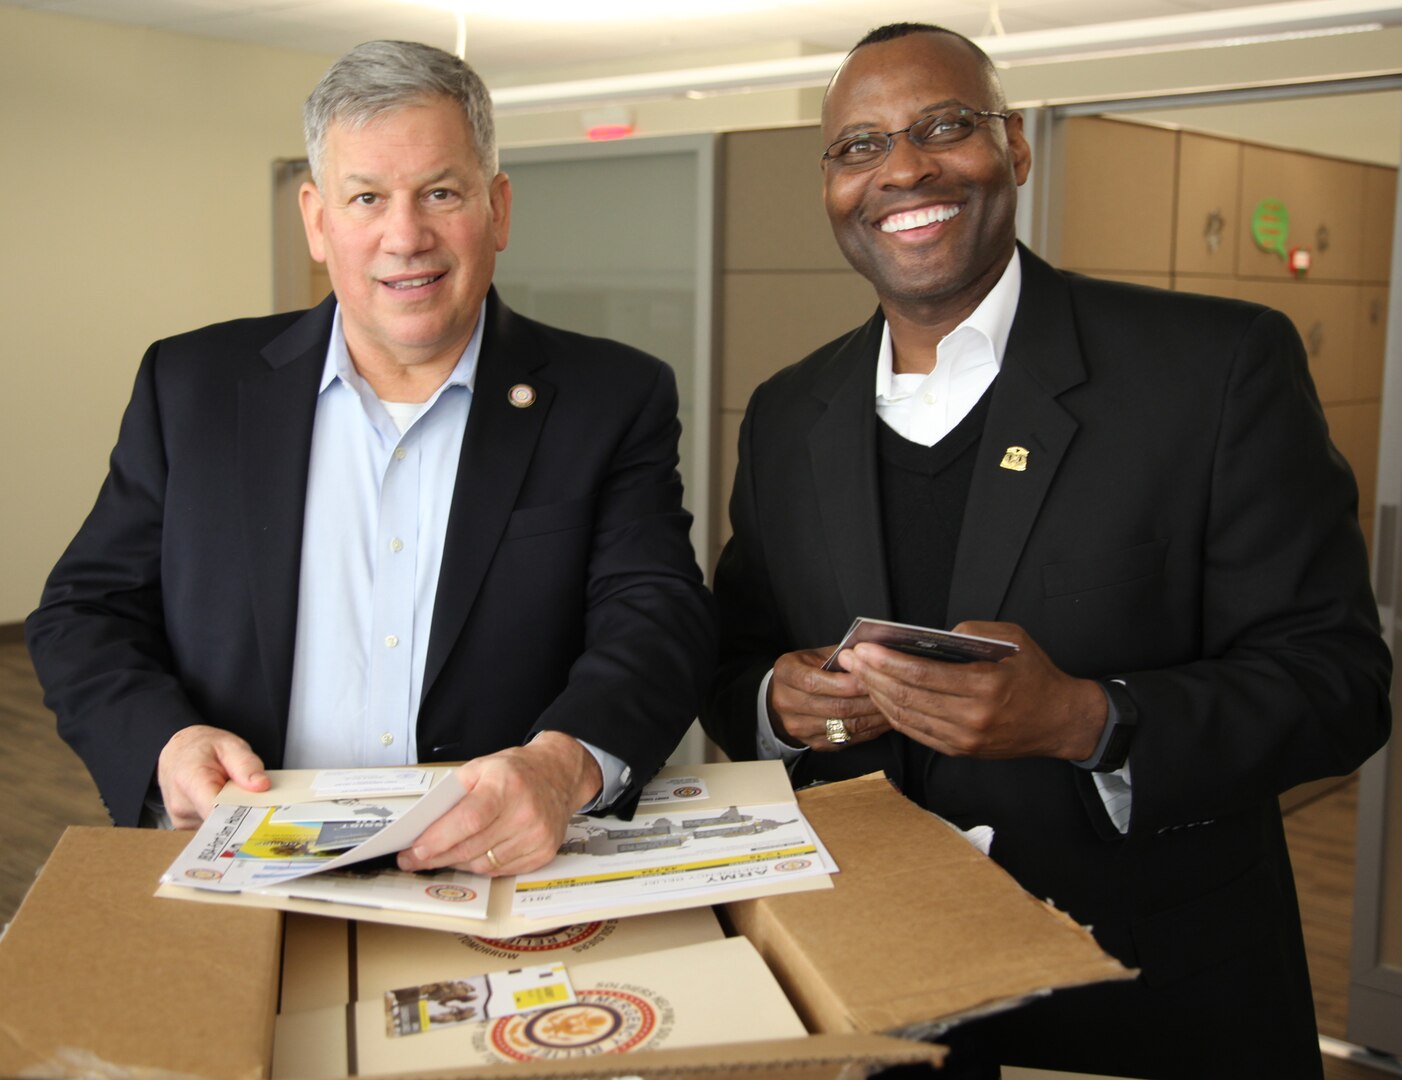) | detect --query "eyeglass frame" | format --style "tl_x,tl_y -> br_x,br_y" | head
821,108 -> 1012,171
